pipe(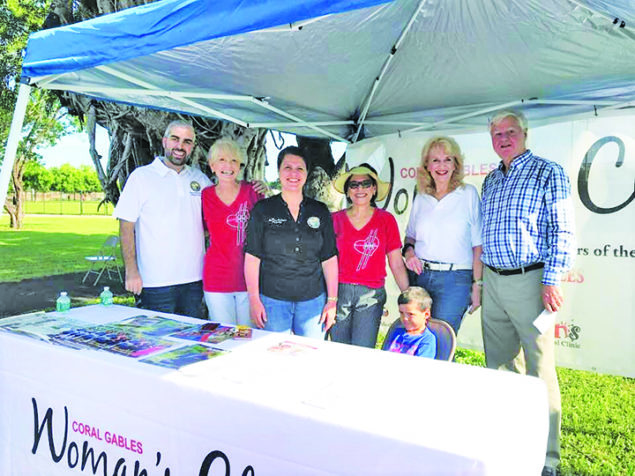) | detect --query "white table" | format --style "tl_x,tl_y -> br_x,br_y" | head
0,305 -> 548,475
